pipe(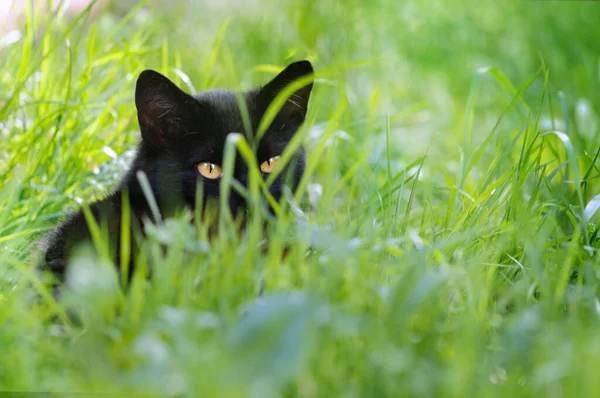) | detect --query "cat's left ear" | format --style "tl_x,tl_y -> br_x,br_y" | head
135,69 -> 195,149
257,60 -> 314,123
